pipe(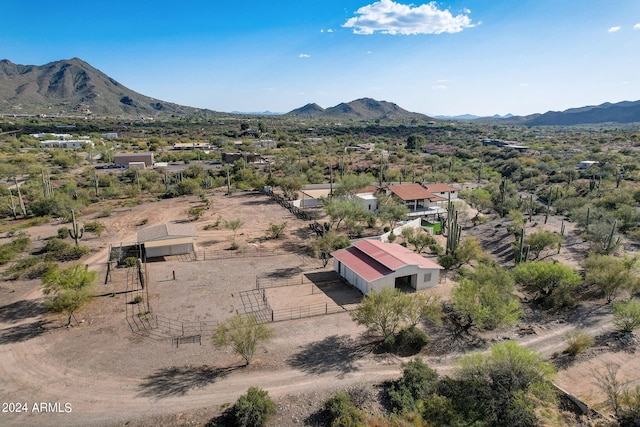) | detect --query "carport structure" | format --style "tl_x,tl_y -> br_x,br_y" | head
137,223 -> 197,259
